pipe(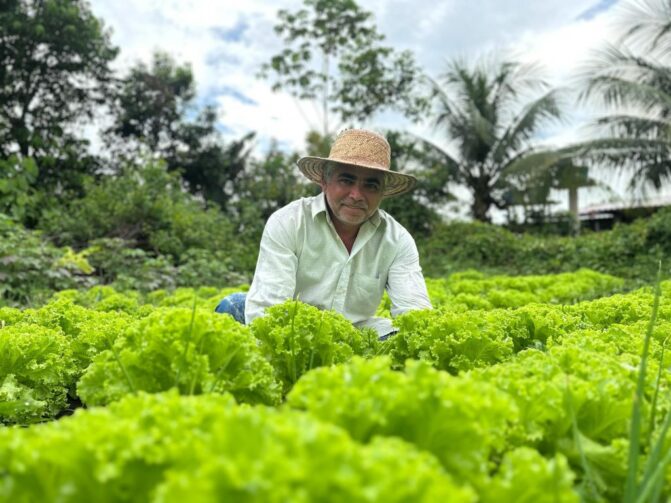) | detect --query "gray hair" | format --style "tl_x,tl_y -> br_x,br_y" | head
321,162 -> 336,182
